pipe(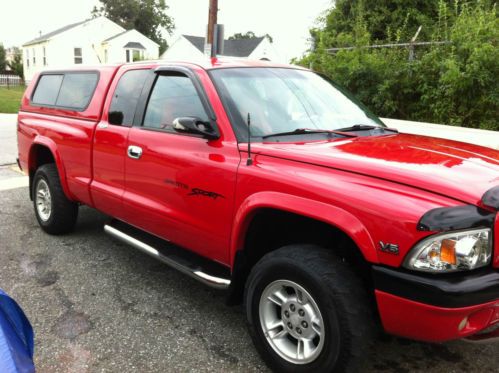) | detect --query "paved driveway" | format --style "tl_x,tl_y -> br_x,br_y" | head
0,114 -> 497,372
0,164 -> 497,372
